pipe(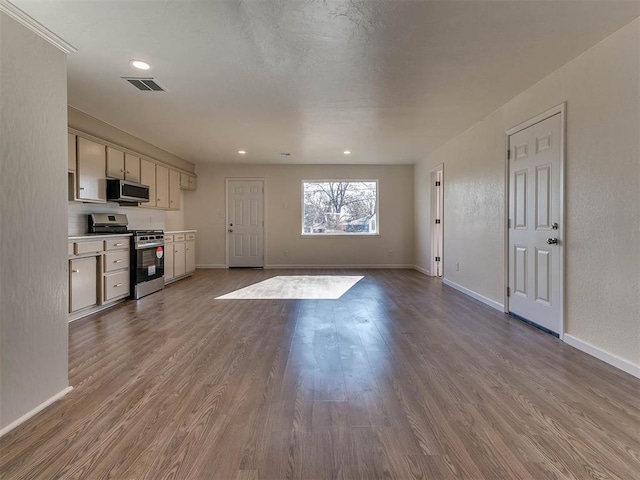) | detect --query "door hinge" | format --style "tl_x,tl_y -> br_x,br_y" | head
435,181 -> 441,187
435,256 -> 441,262
435,219 -> 441,224
507,149 -> 511,160
507,287 -> 511,297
